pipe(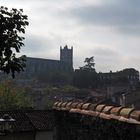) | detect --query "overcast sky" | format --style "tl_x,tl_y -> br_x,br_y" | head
1,0 -> 140,72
